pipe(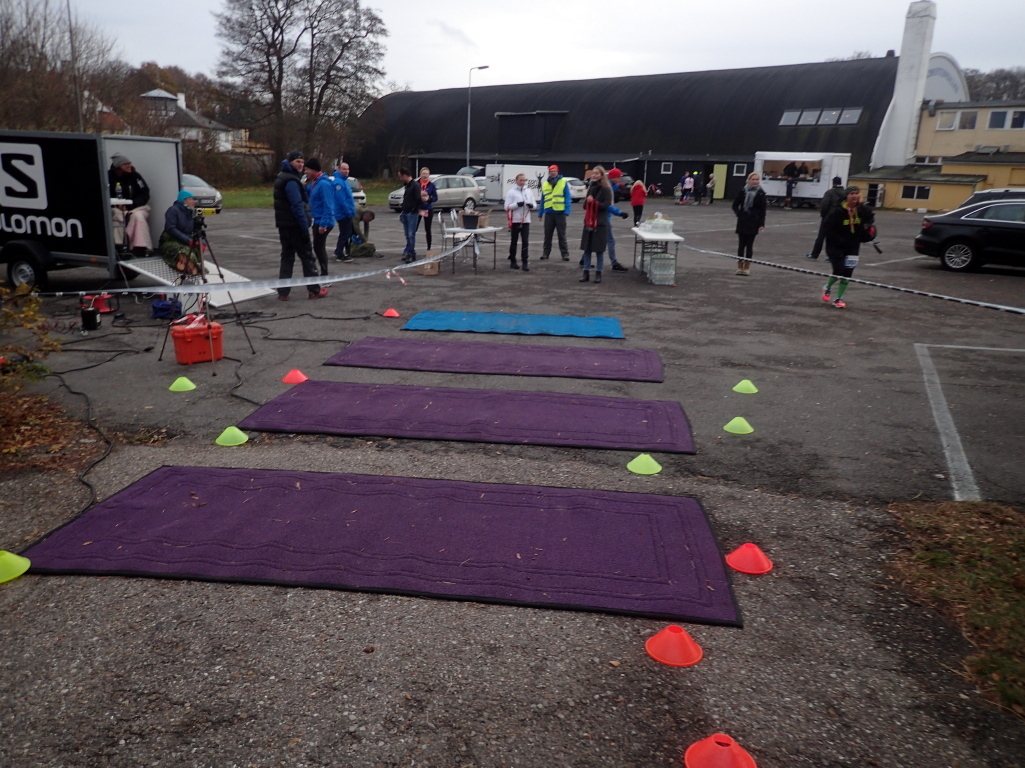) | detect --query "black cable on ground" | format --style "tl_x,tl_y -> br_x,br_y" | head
50,349 -> 138,374
221,355 -> 264,406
